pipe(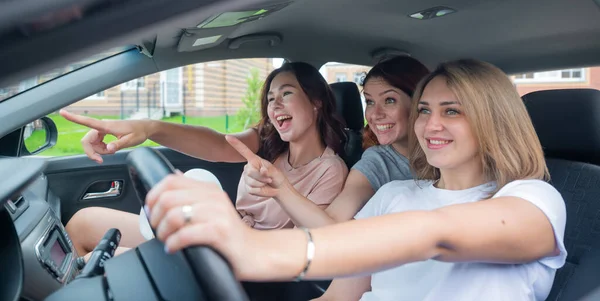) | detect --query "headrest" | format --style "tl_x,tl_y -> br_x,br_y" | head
523,89 -> 600,164
330,82 -> 364,131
